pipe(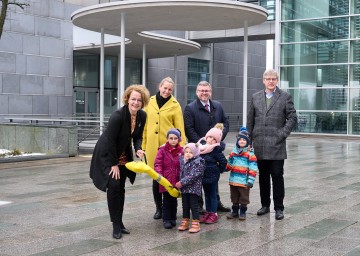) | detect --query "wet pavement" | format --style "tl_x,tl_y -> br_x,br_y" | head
1,134 -> 360,255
